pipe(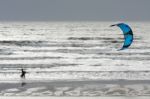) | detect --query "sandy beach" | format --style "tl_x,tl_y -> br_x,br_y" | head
0,80 -> 150,96
1,96 -> 150,99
